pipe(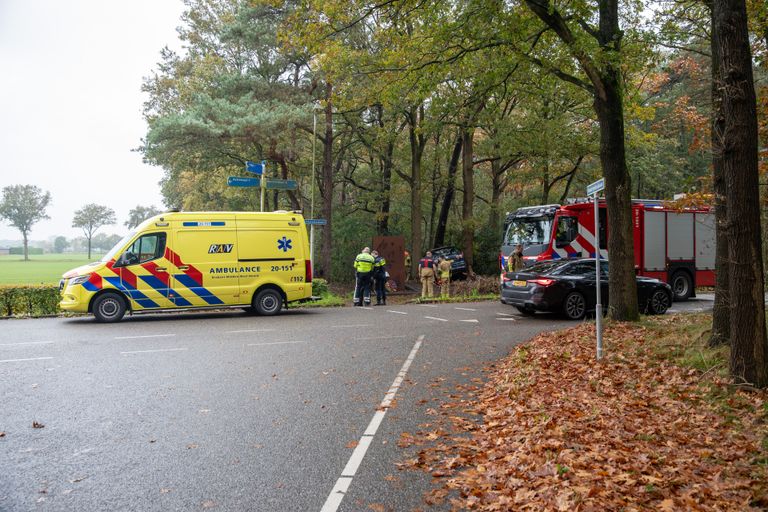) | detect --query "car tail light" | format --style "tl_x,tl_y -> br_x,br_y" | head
501,274 -> 513,282
529,278 -> 554,287
305,259 -> 312,282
